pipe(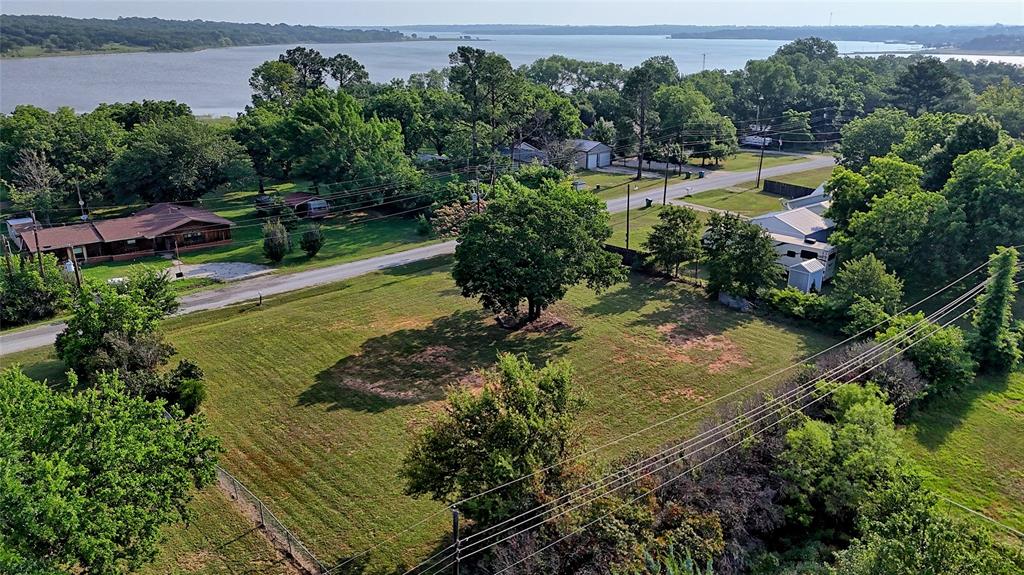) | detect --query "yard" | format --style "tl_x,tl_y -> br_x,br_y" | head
899,371 -> 1024,535
684,164 -> 834,217
687,150 -> 811,172
607,204 -> 710,250
578,170 -> 690,201
2,257 -> 835,574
